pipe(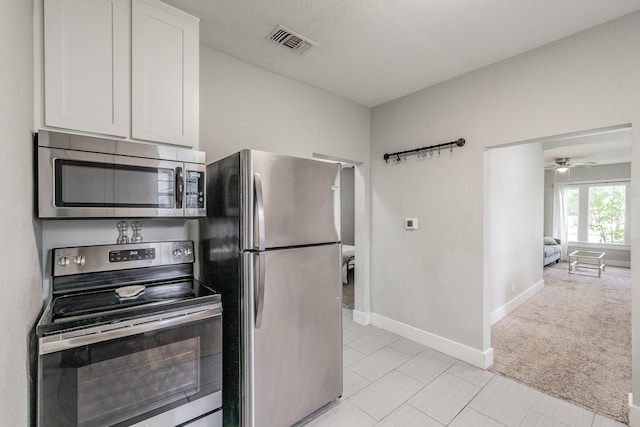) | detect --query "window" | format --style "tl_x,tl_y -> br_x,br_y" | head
565,182 -> 629,245
587,185 -> 626,244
